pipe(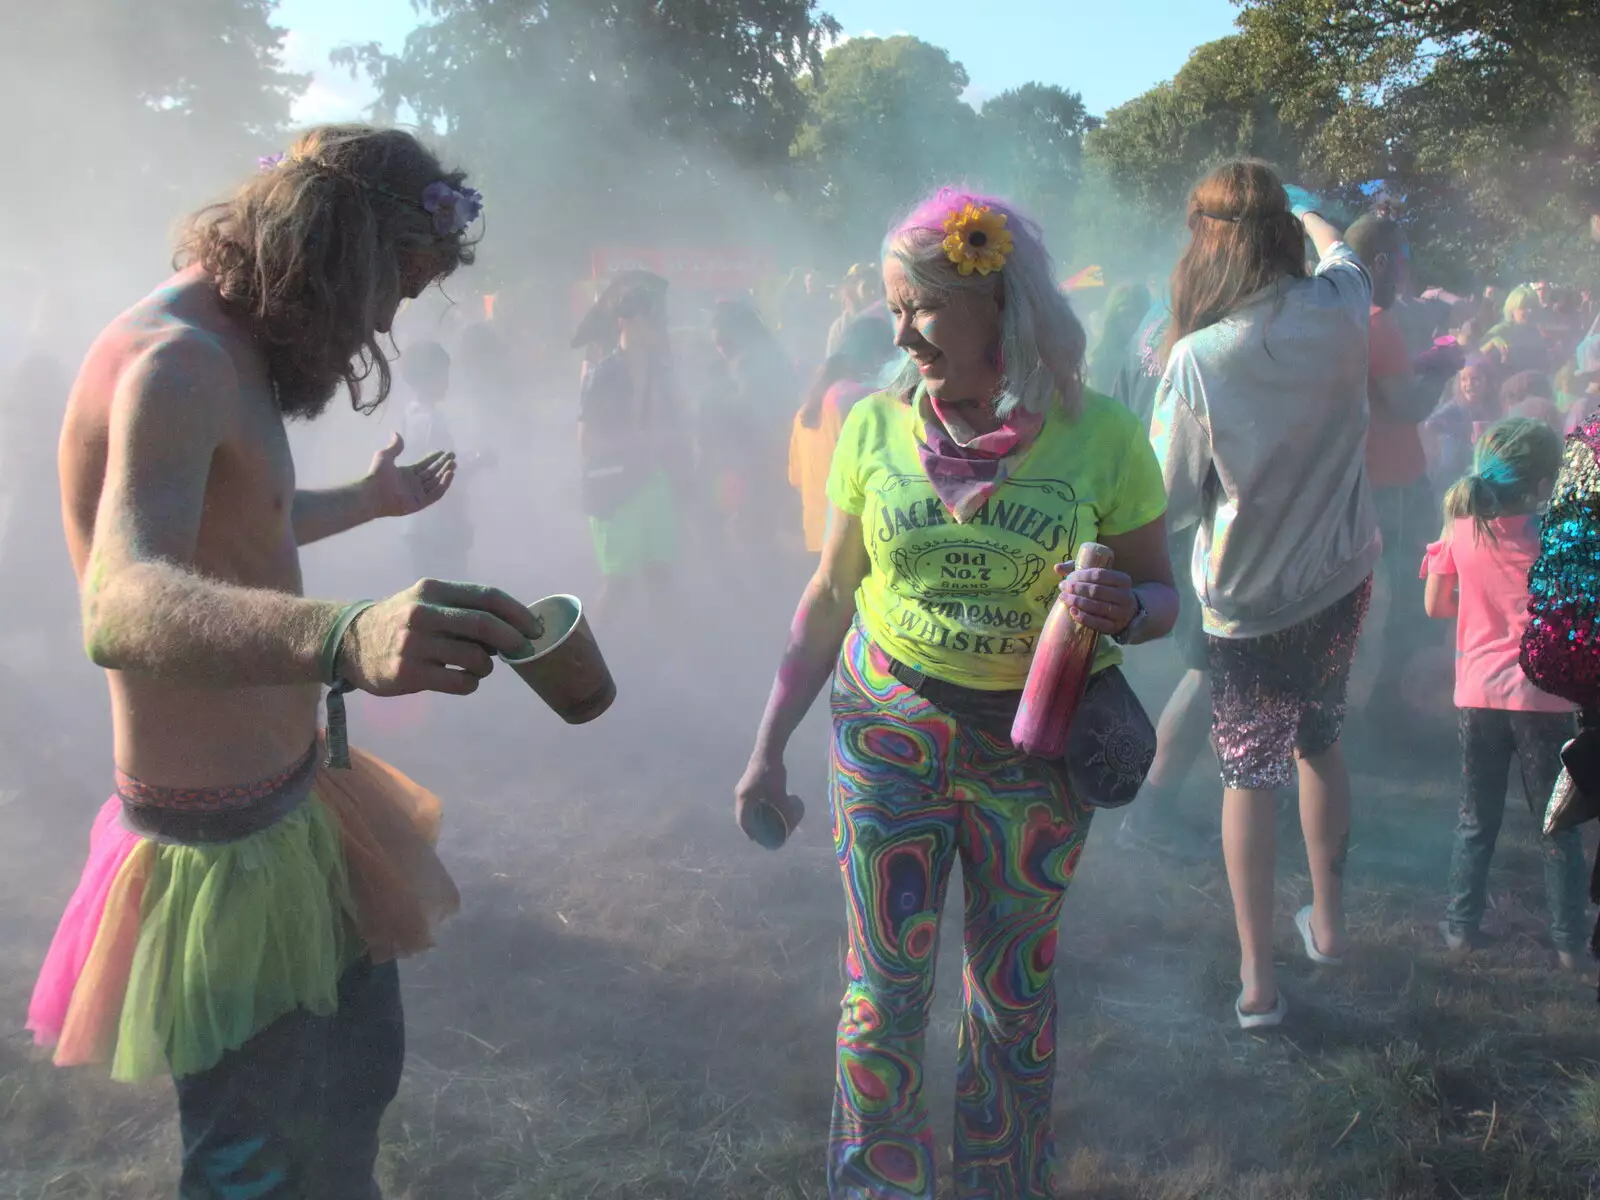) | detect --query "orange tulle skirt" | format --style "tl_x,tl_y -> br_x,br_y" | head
28,743 -> 459,1081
